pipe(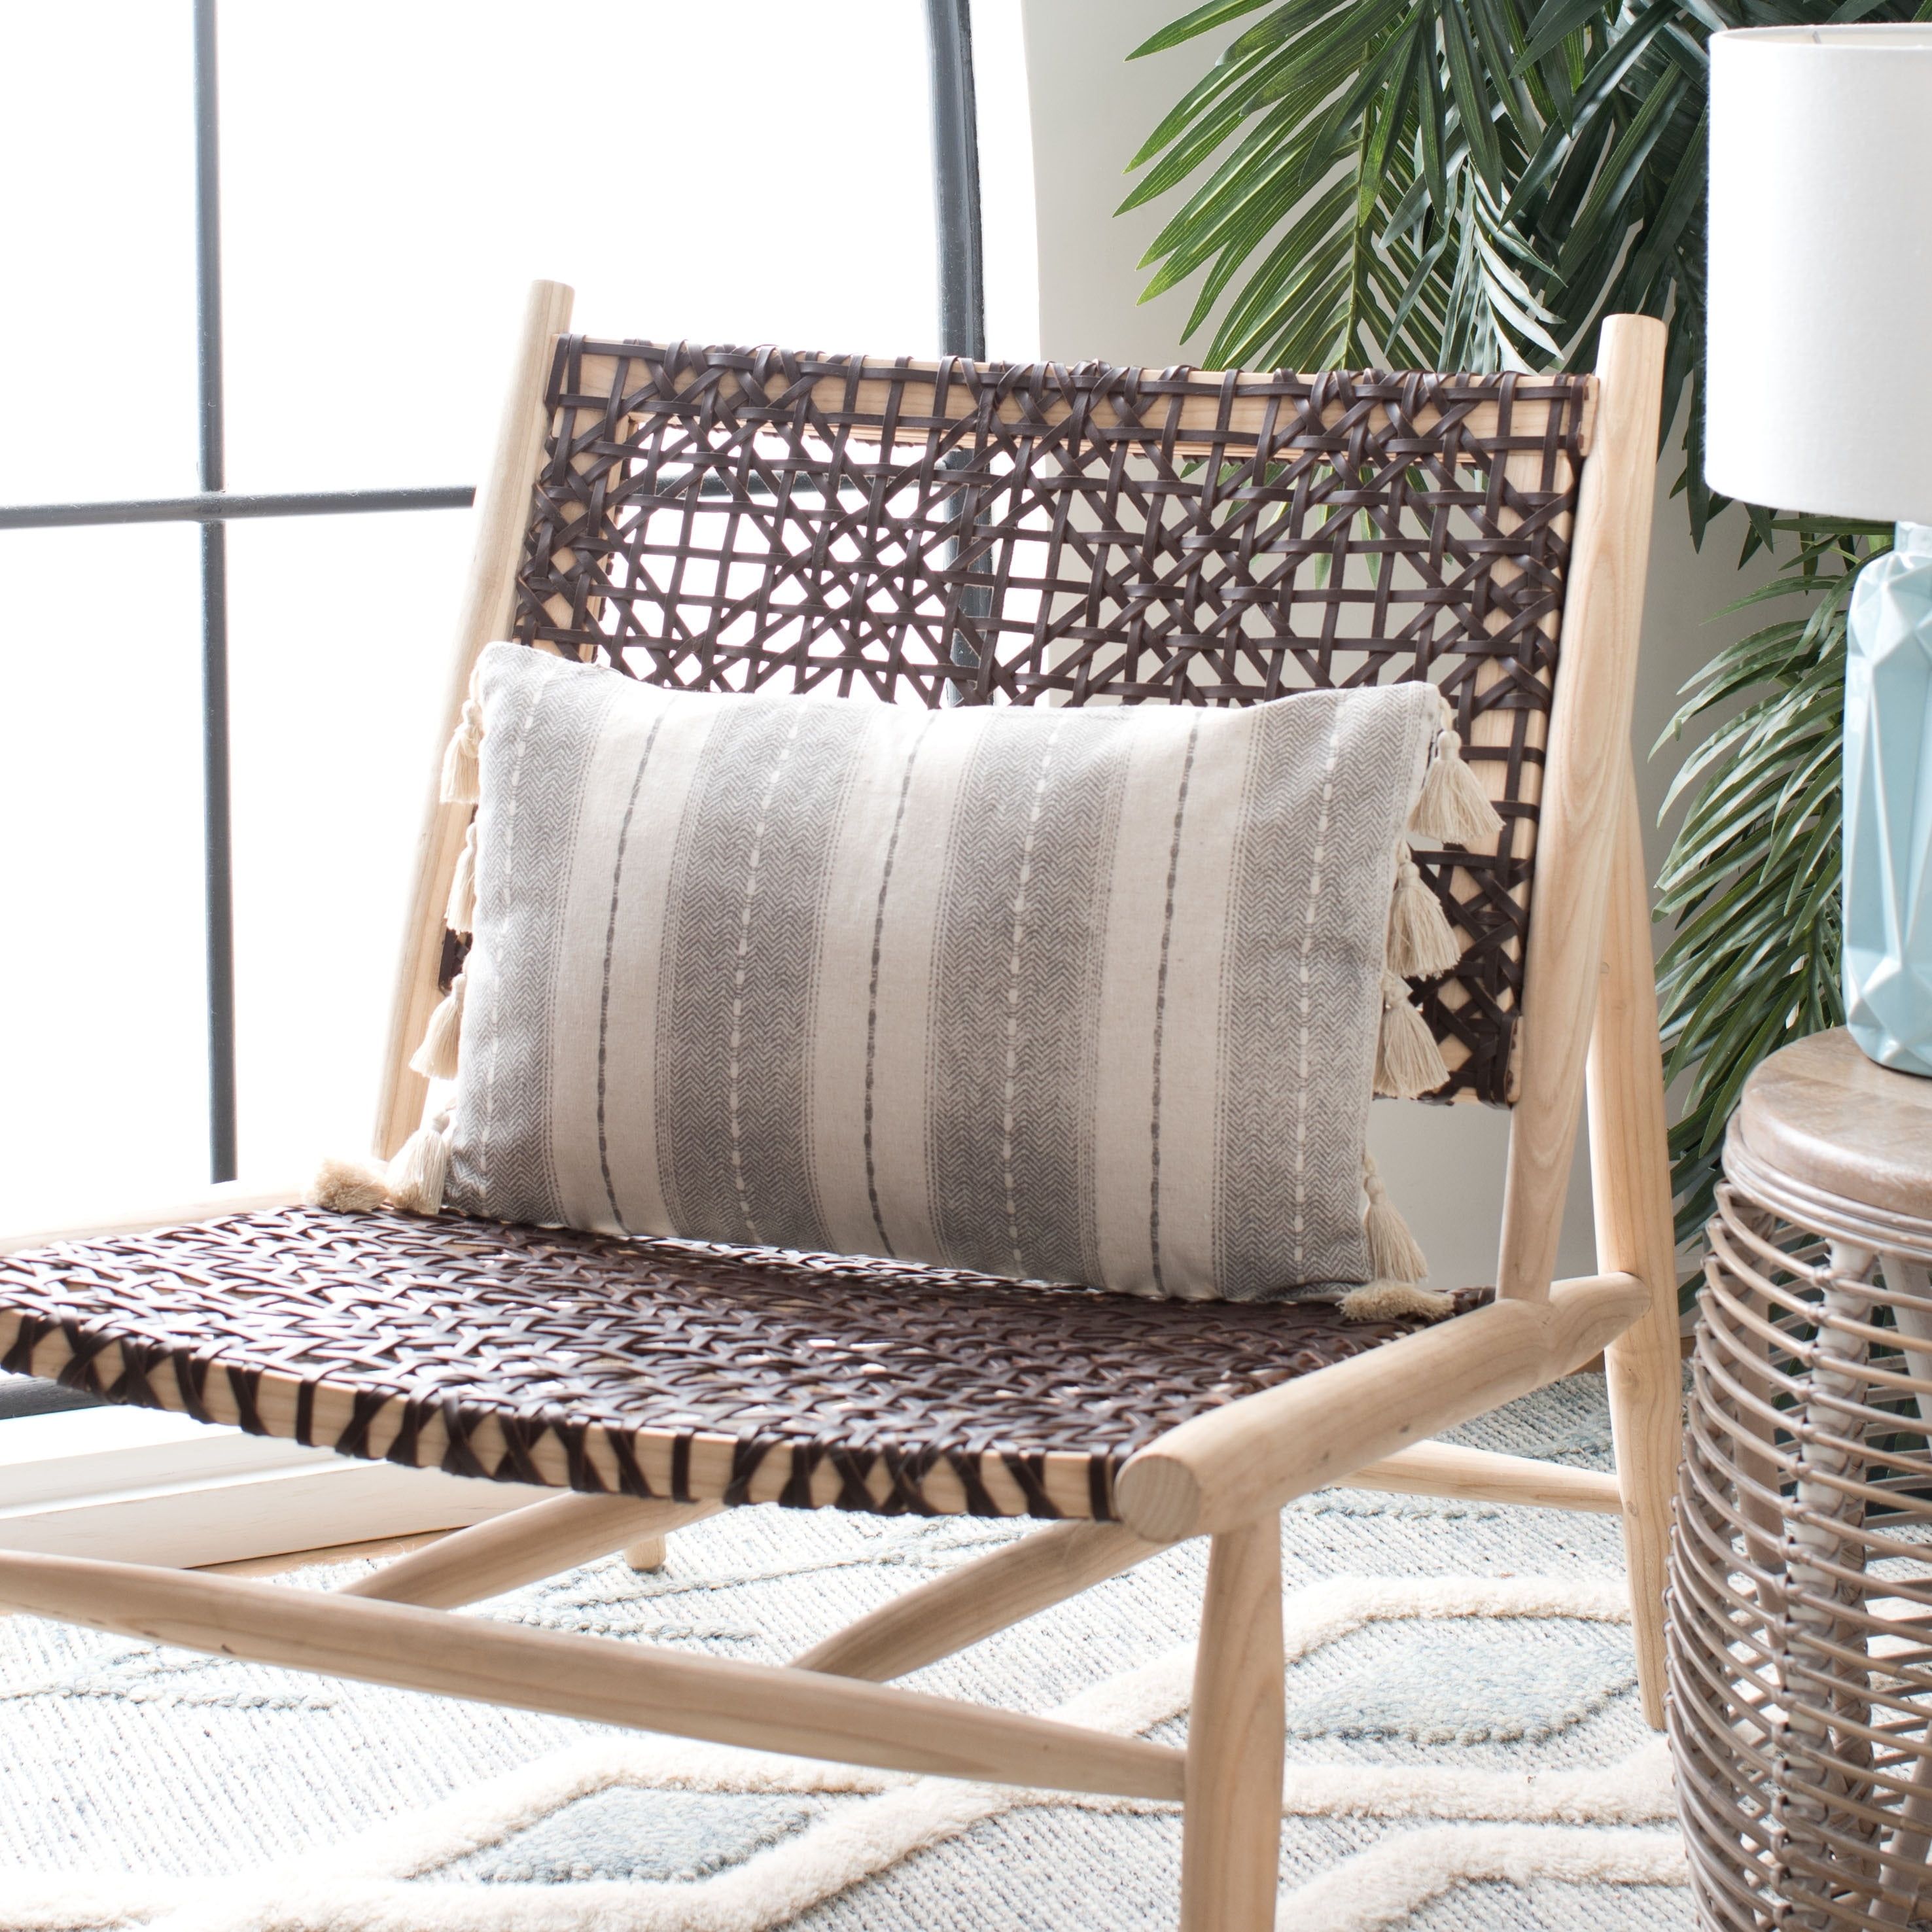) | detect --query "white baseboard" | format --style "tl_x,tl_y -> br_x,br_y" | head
0,1407 -> 545,1567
